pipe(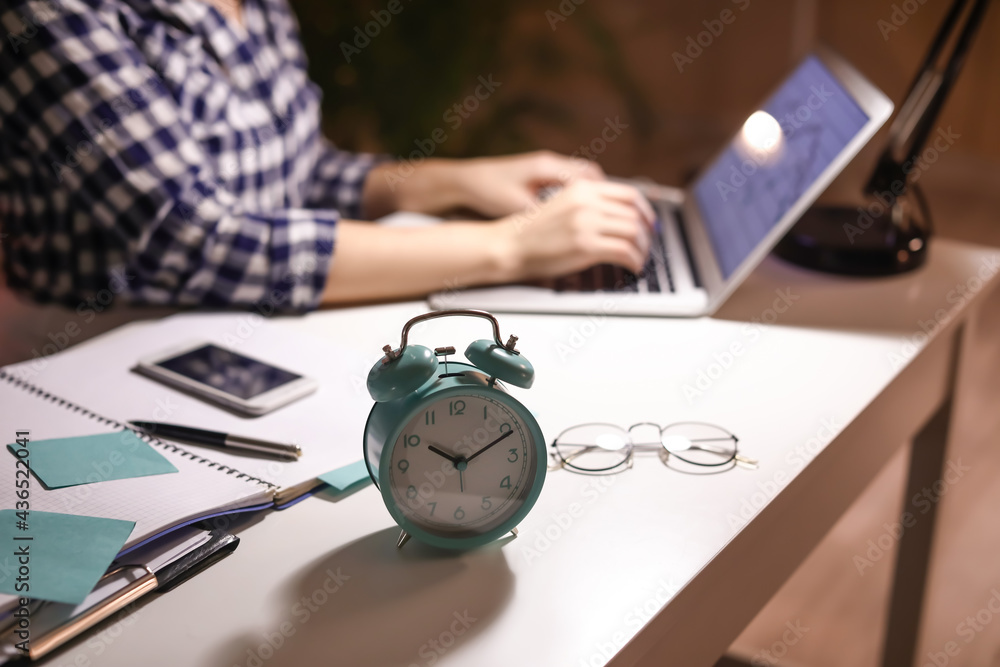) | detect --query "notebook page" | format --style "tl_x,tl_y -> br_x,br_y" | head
2,313 -> 373,496
0,378 -> 273,551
